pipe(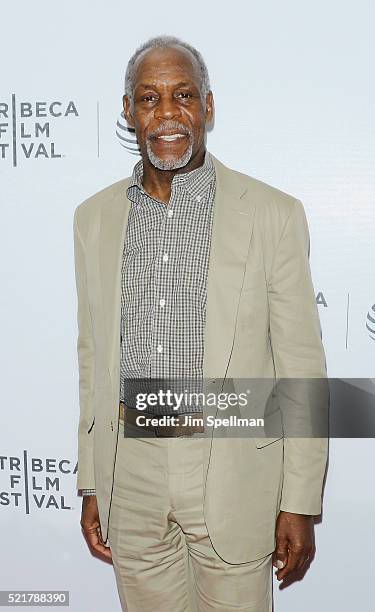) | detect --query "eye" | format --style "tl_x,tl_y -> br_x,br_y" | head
141,94 -> 157,102
176,91 -> 193,99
